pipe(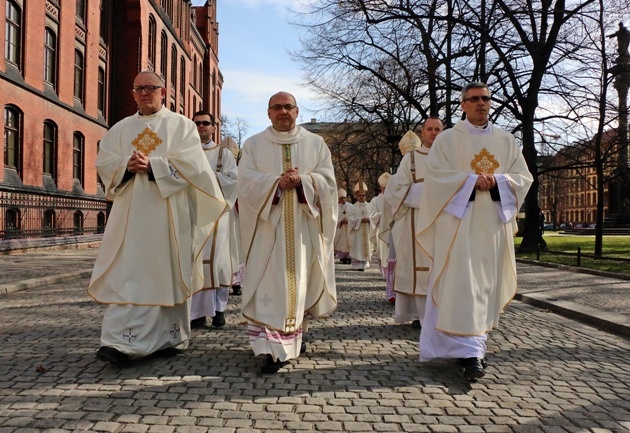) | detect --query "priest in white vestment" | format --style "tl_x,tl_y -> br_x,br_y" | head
88,71 -> 226,366
348,182 -> 373,271
370,173 -> 392,281
238,92 -> 338,374
334,188 -> 353,264
415,83 -> 532,380
221,136 -> 244,296
190,111 -> 238,329
385,119 -> 443,329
